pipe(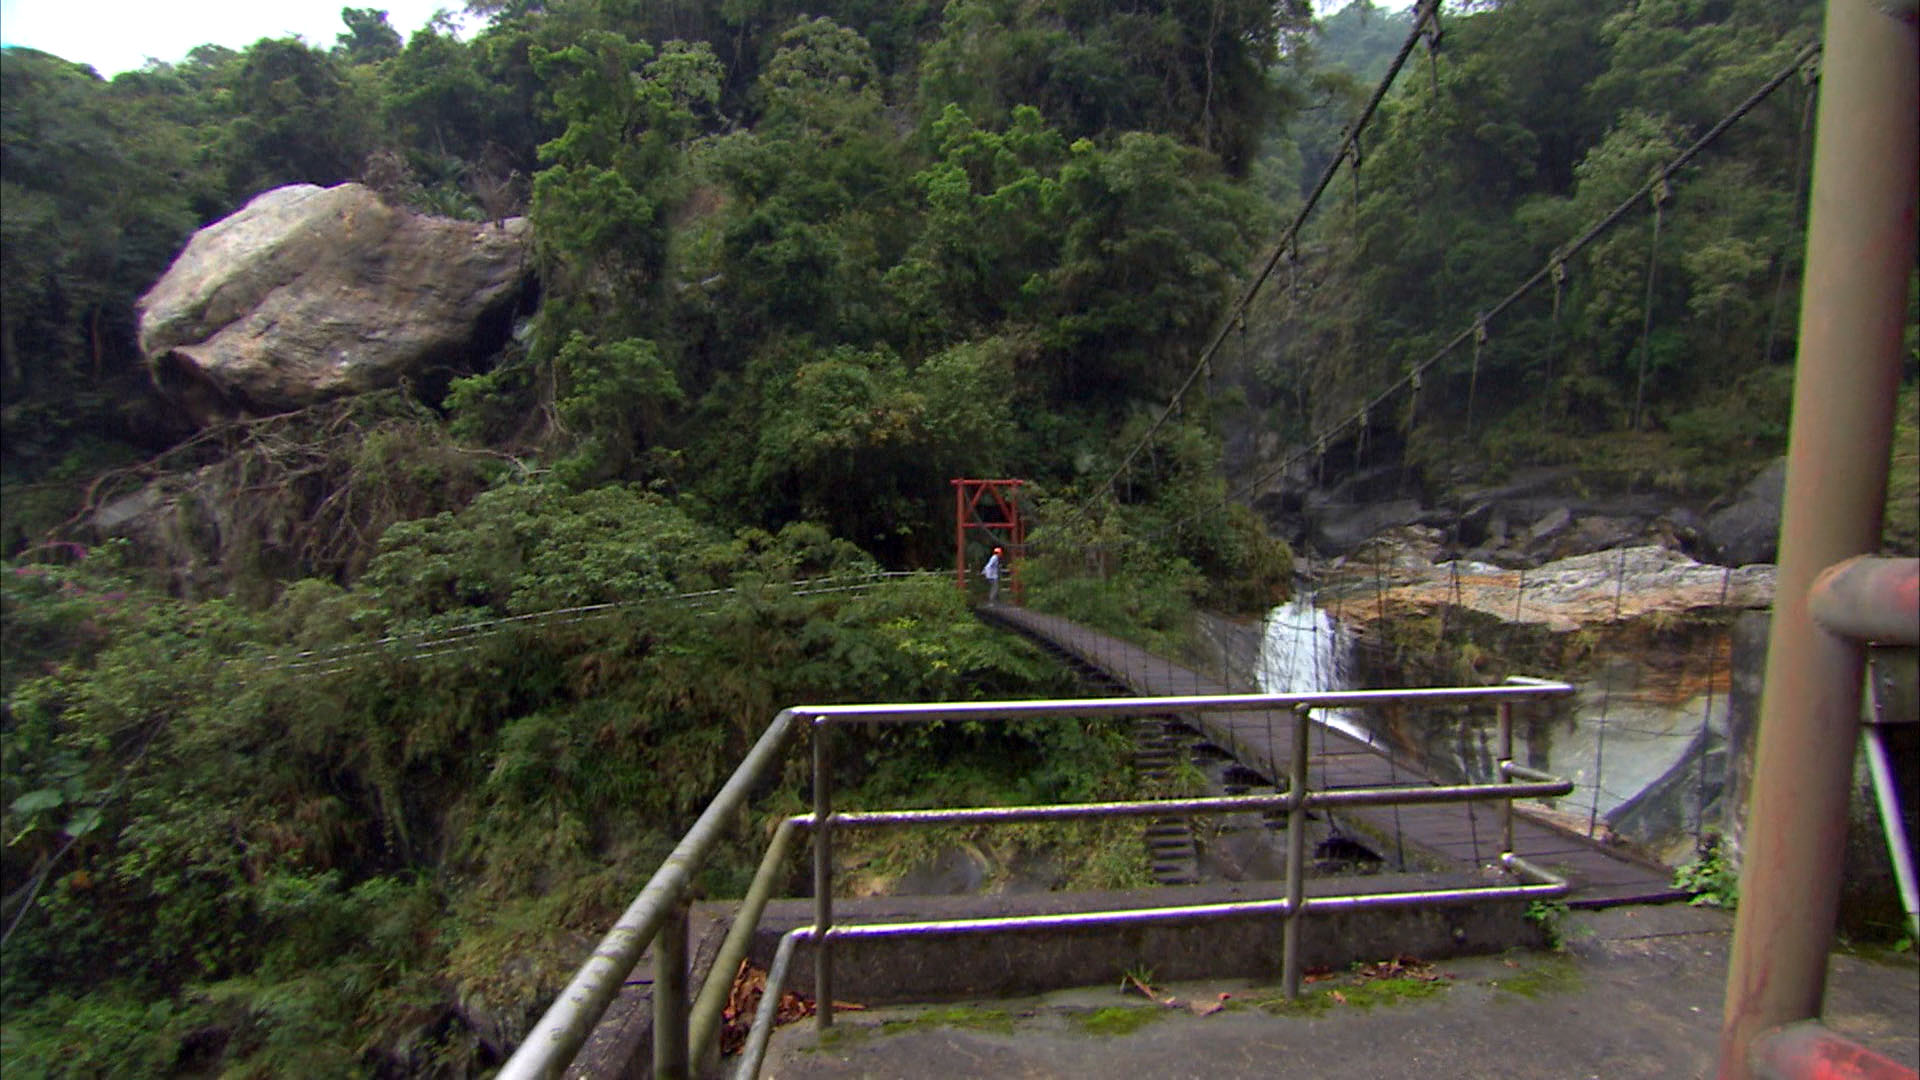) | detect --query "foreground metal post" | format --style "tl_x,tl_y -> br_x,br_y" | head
811,718 -> 834,1031
1281,704 -> 1312,1000
1716,1 -> 1917,1075
652,900 -> 689,1080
